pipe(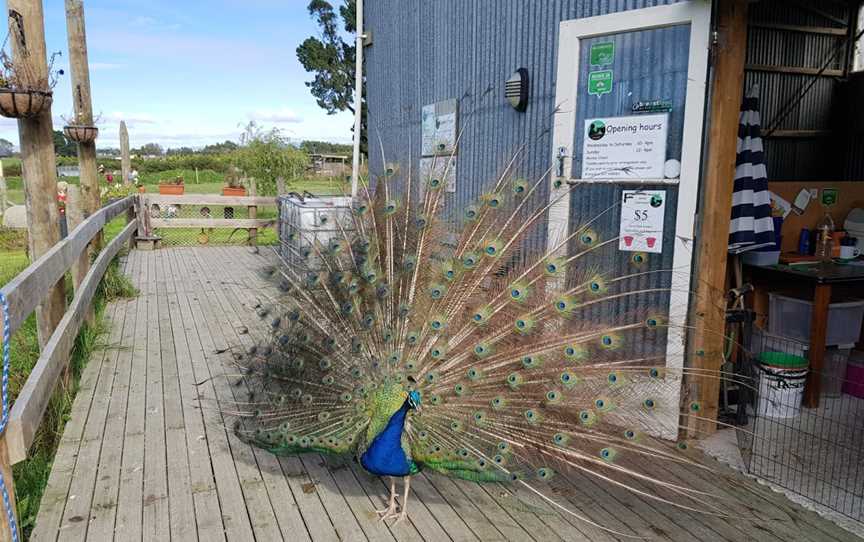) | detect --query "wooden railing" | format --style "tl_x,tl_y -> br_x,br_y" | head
138,194 -> 278,244
0,196 -> 137,467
